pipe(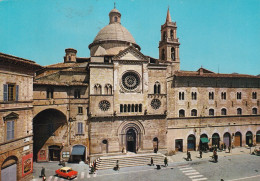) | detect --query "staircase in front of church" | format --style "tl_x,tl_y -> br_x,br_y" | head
95,153 -> 165,170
